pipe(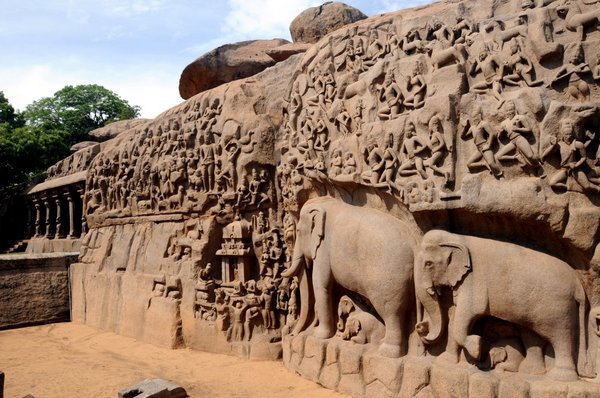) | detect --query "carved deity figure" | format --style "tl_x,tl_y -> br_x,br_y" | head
496,100 -> 543,171
469,48 -> 505,102
423,115 -> 452,184
541,119 -> 599,192
550,45 -> 592,101
462,106 -> 503,177
399,121 -> 428,179
502,39 -> 544,87
377,72 -> 403,120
